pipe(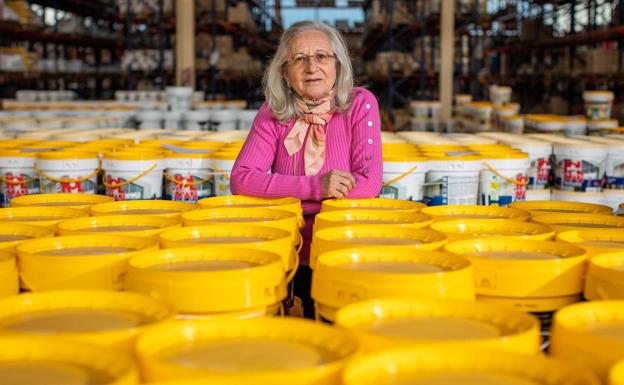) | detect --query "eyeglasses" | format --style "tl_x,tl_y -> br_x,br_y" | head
286,53 -> 336,68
